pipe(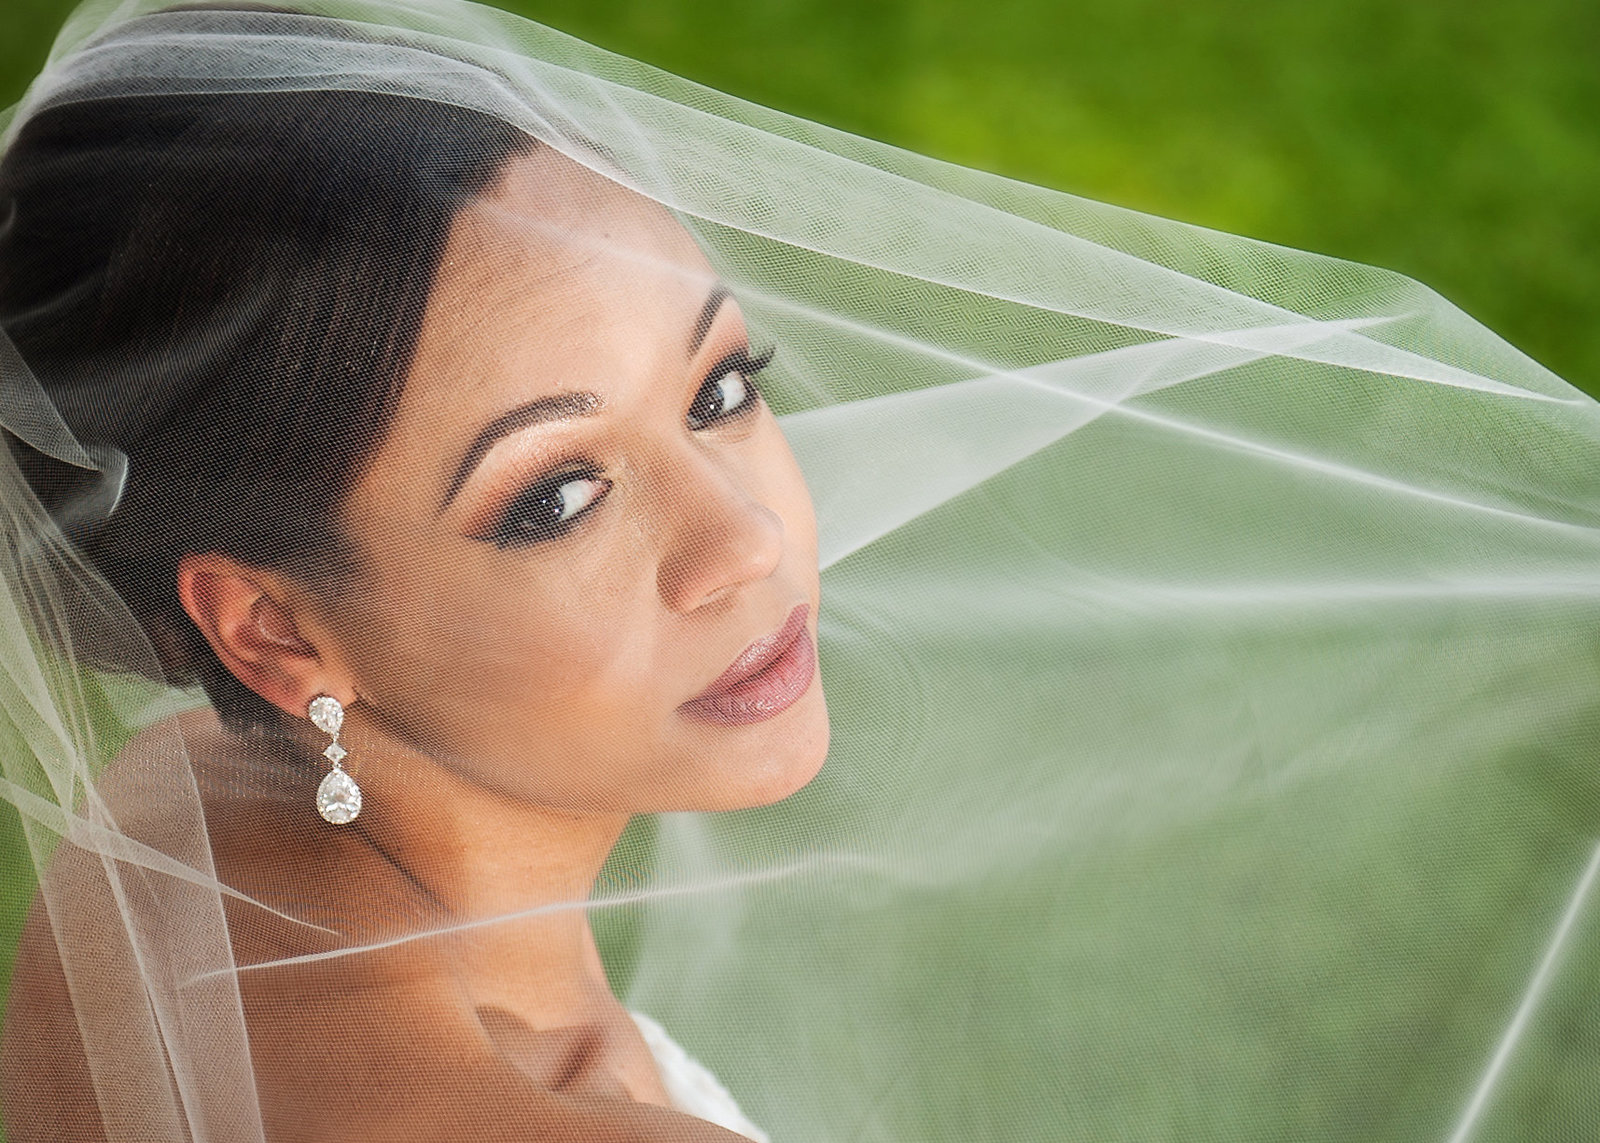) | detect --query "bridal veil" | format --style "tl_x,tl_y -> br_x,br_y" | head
2,1 -> 1598,1139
